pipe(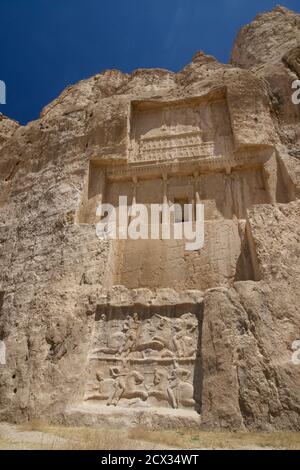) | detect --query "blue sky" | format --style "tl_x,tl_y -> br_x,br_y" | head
0,0 -> 299,125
